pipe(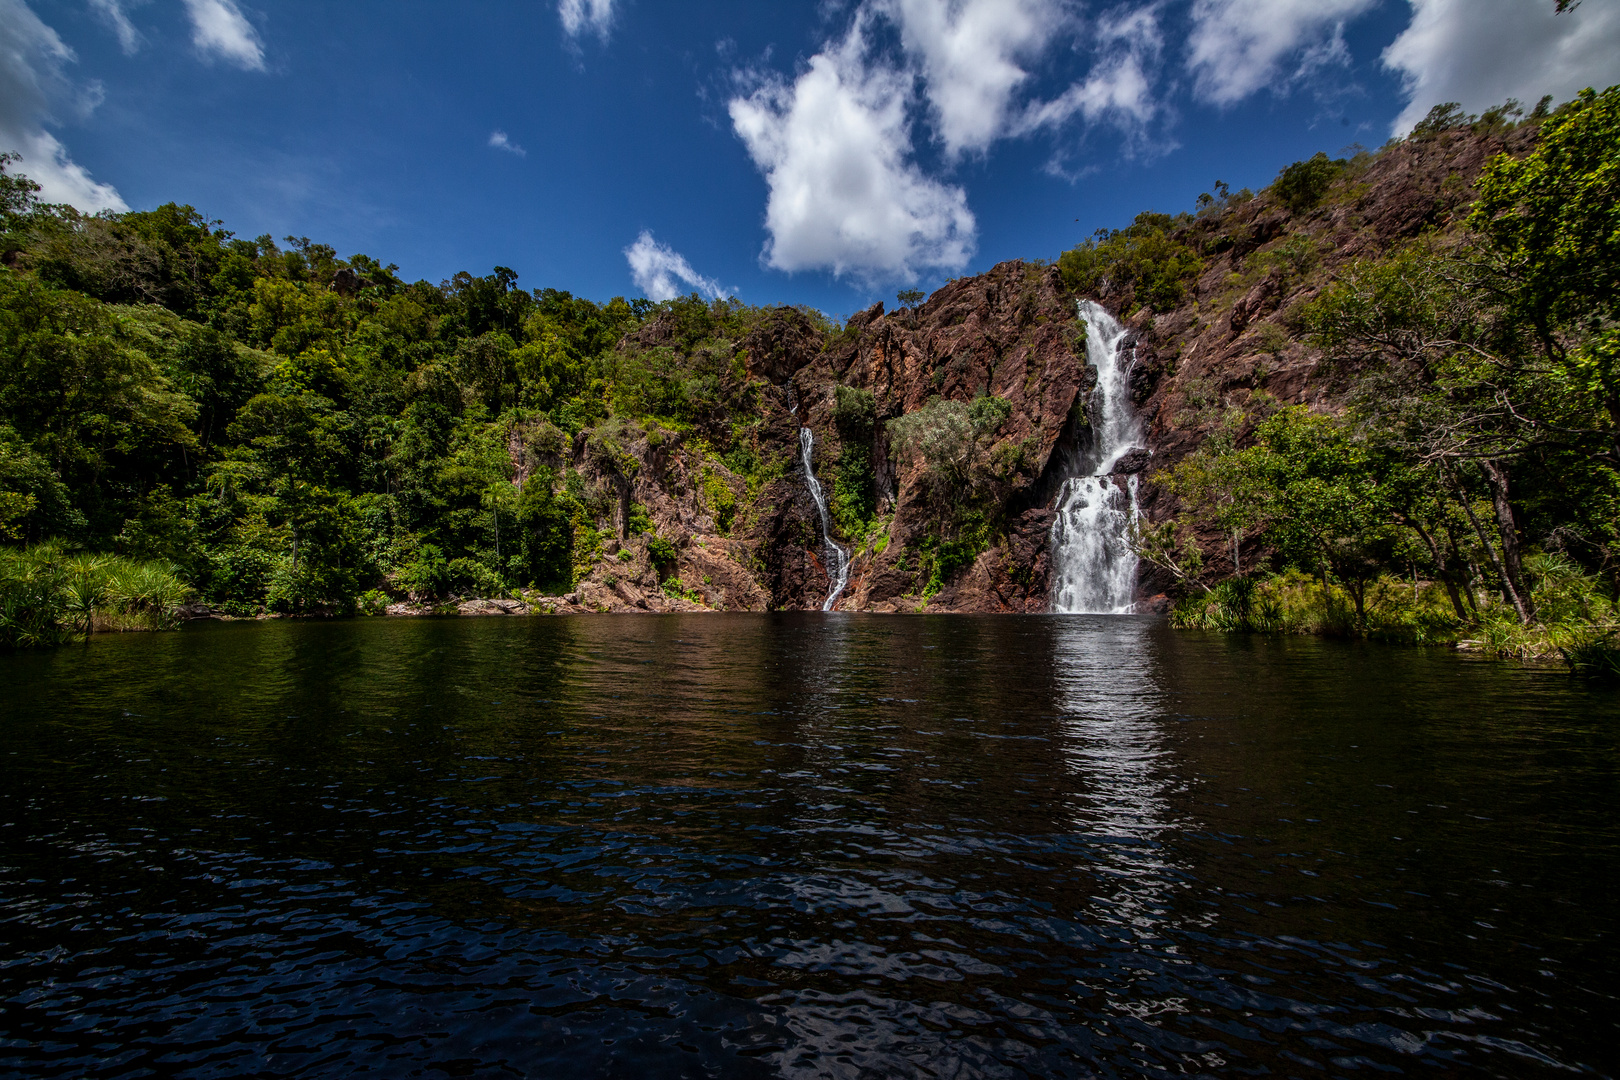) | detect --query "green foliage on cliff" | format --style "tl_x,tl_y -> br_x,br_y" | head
1148,86 -> 1620,672
833,384 -> 876,431
1272,153 -> 1347,213
831,385 -> 877,538
885,393 -> 1020,594
1057,212 -> 1204,312
914,512 -> 994,599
